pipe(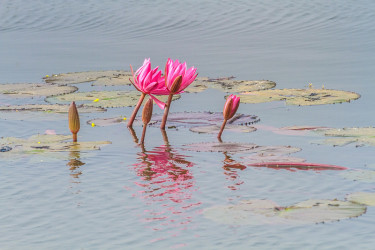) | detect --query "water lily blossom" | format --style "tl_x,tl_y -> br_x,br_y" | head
160,59 -> 198,129
140,98 -> 153,144
128,58 -> 168,128
218,94 -> 240,139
